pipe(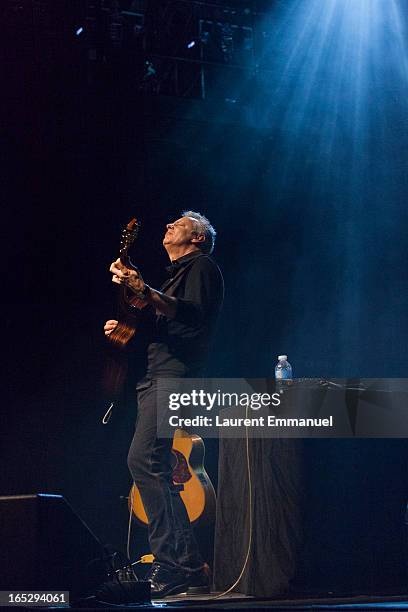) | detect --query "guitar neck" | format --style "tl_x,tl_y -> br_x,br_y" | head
120,254 -> 130,268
